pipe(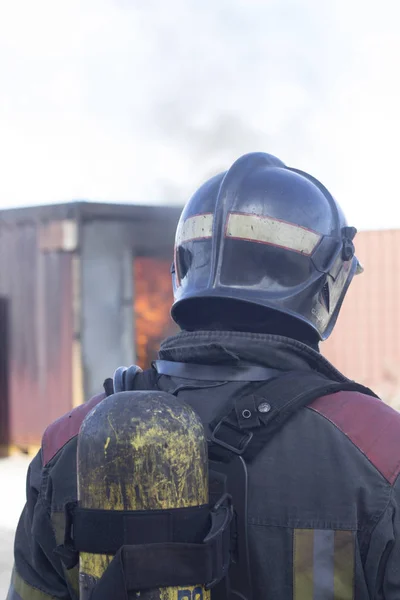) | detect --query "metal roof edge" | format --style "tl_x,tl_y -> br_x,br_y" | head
0,201 -> 183,224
